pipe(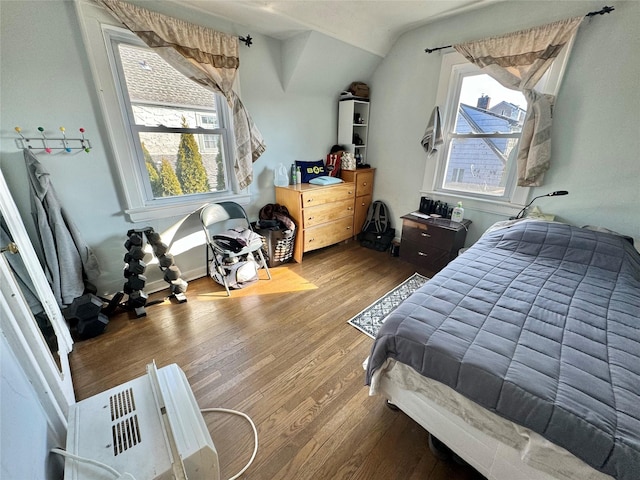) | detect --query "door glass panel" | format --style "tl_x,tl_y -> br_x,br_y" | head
1,217 -> 61,371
